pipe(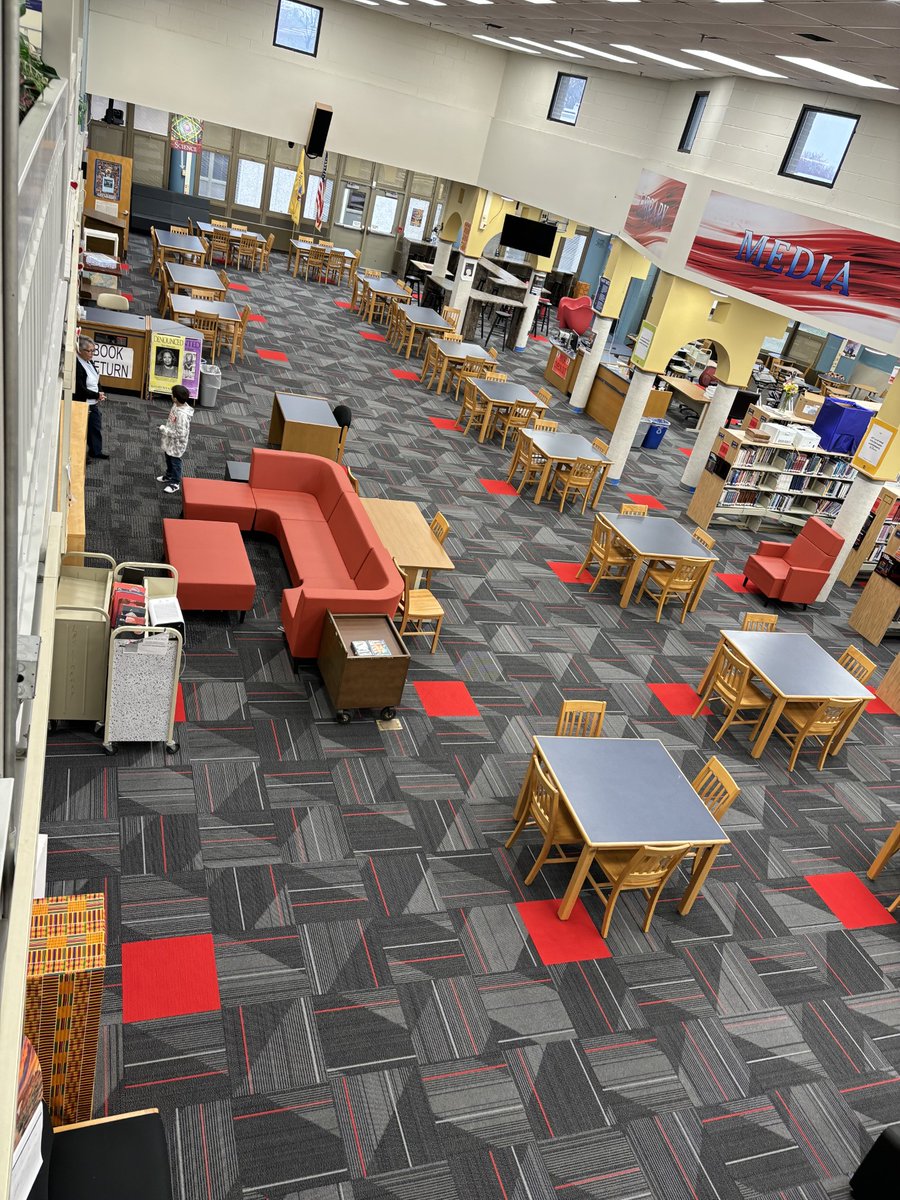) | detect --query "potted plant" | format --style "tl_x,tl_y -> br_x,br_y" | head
19,3 -> 58,120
